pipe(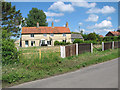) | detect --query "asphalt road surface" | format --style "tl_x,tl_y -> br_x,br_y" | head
11,58 -> 118,88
